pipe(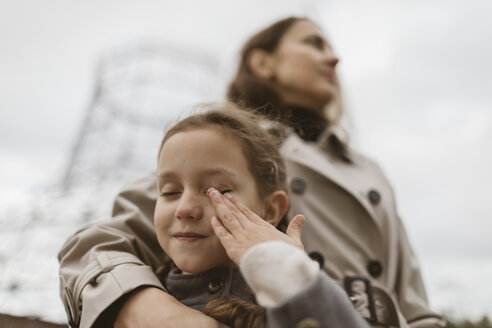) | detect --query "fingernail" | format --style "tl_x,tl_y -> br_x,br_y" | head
208,188 -> 219,199
224,192 -> 233,200
211,216 -> 218,224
